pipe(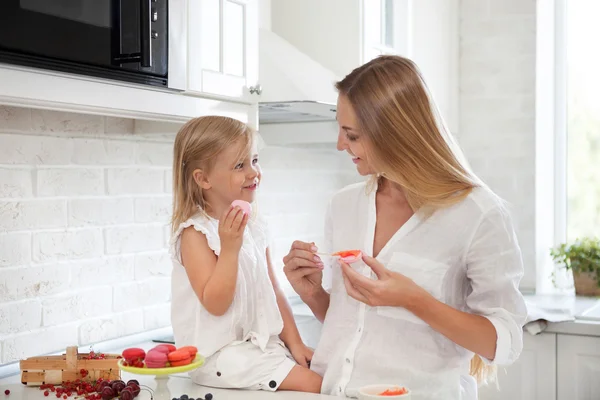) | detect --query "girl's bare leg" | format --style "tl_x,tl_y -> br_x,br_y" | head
278,365 -> 323,393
